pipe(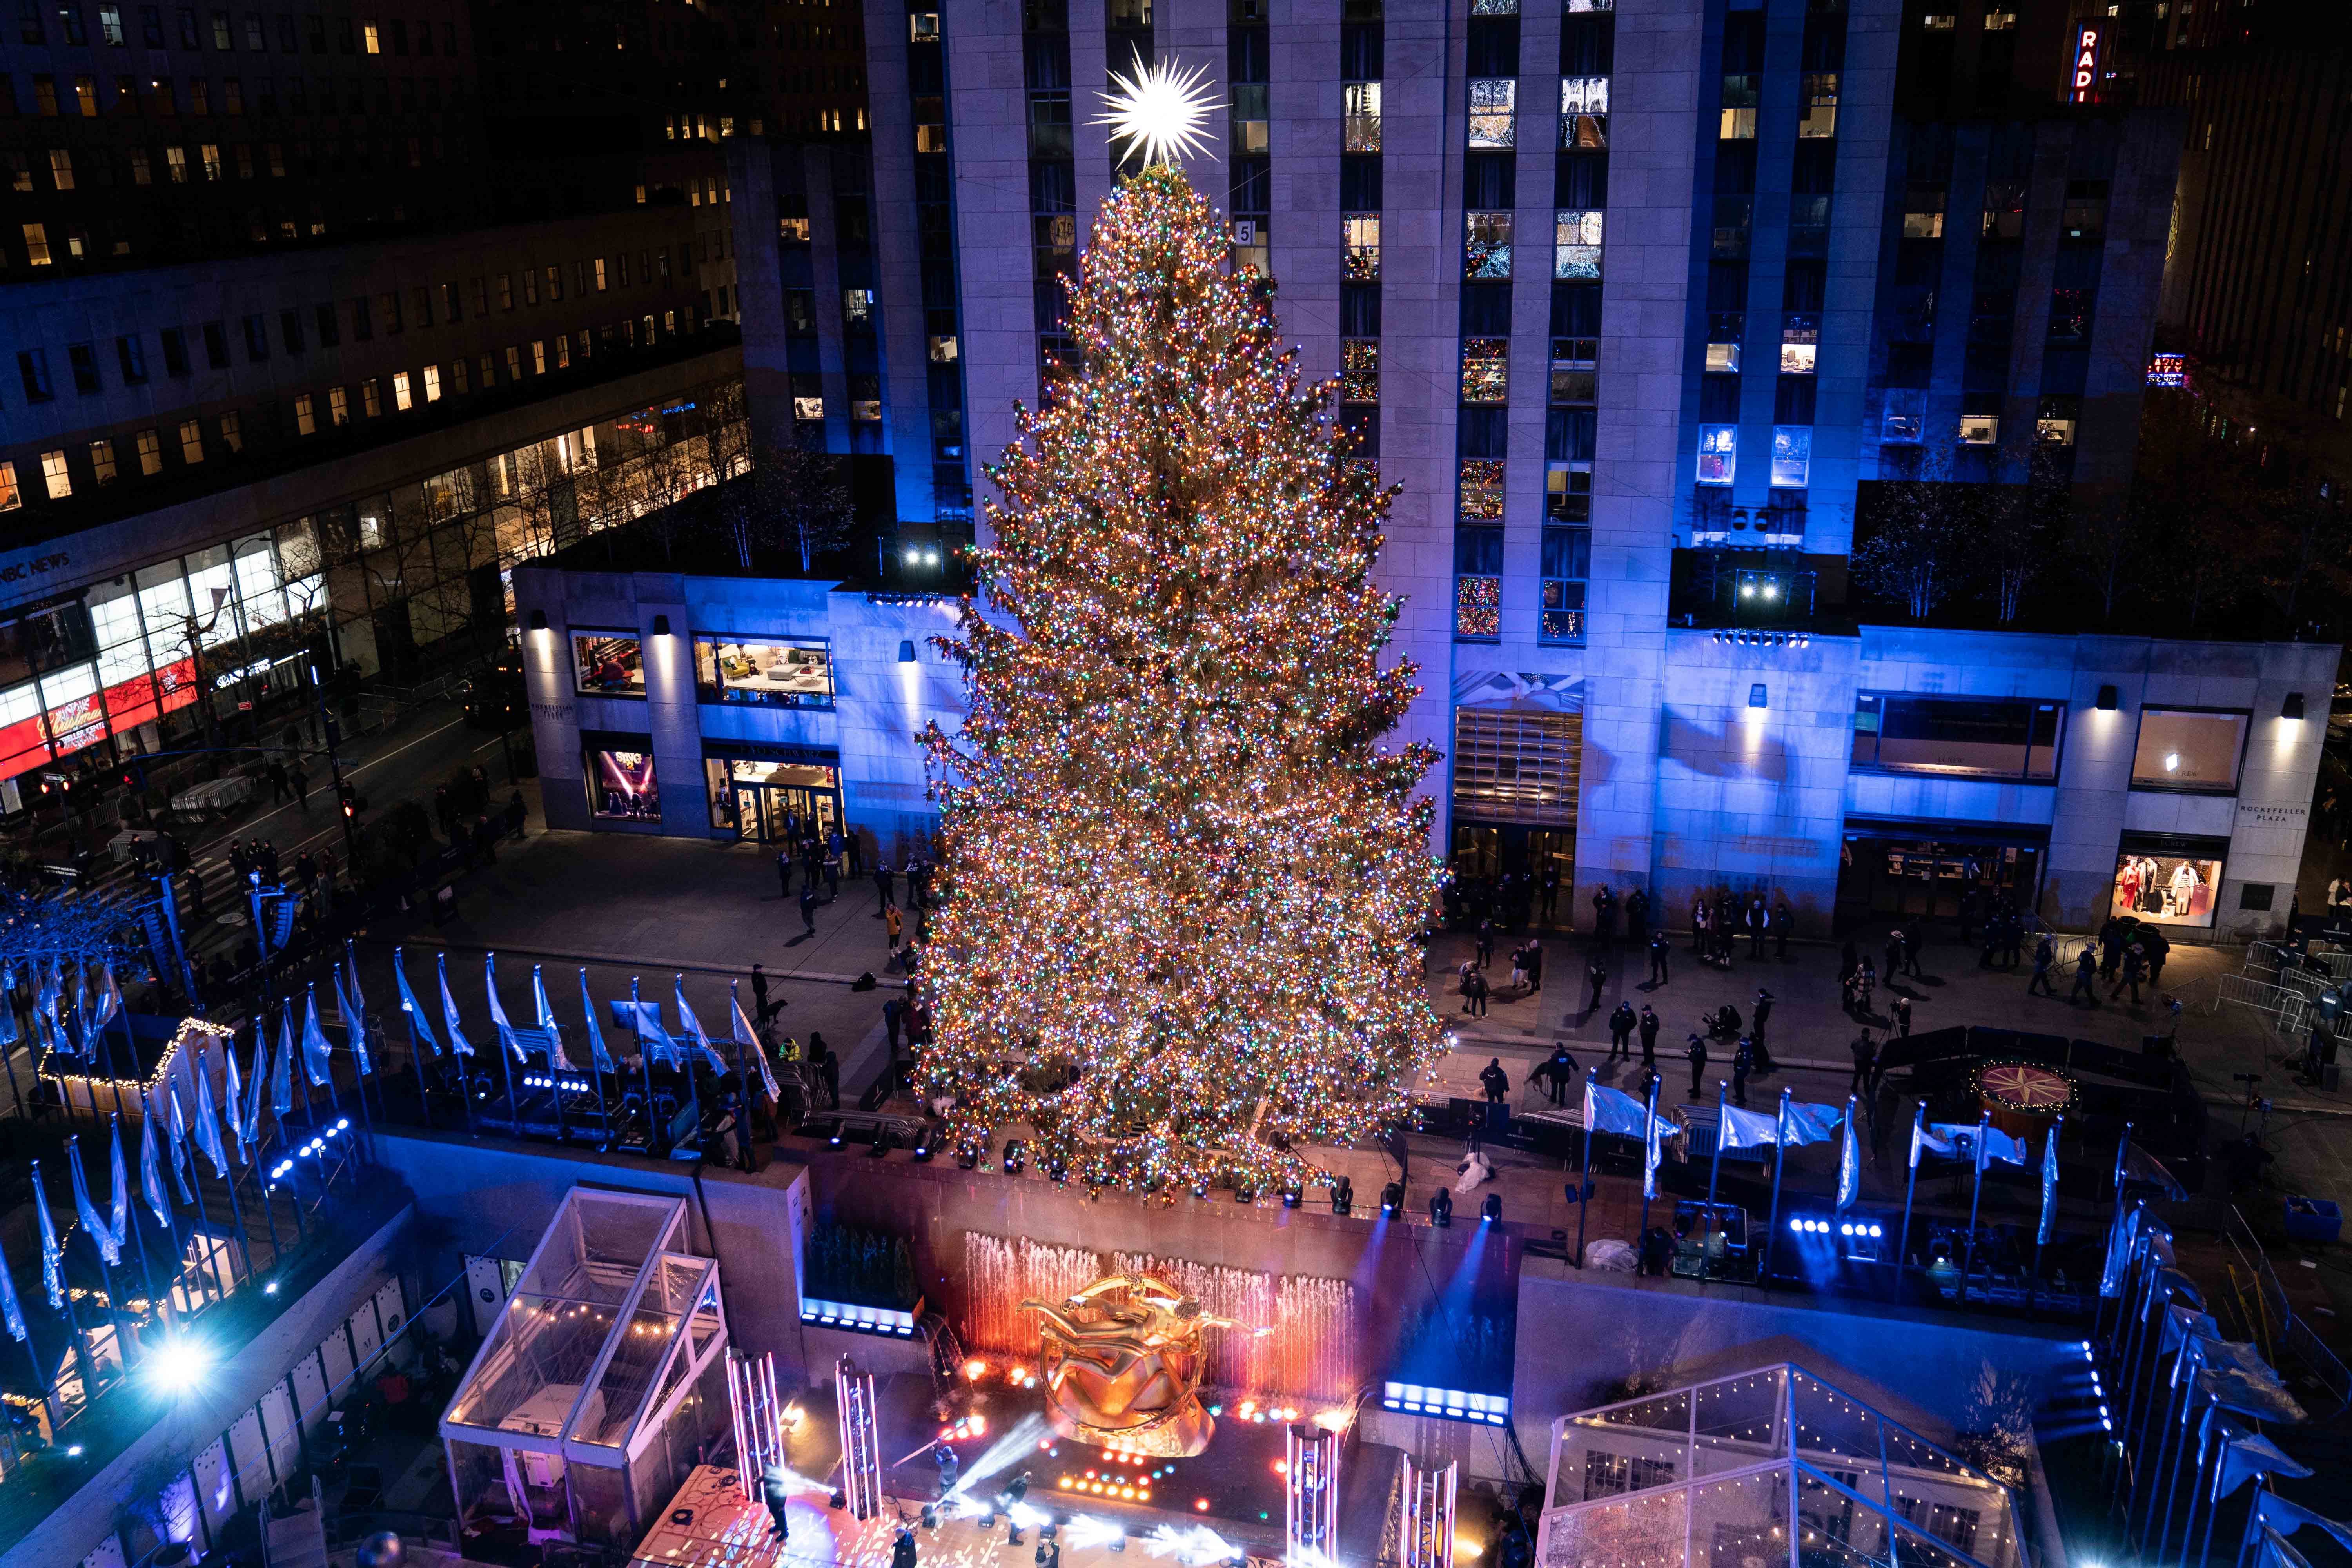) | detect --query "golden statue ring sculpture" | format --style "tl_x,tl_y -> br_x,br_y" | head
1020,1271 -> 1263,1457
